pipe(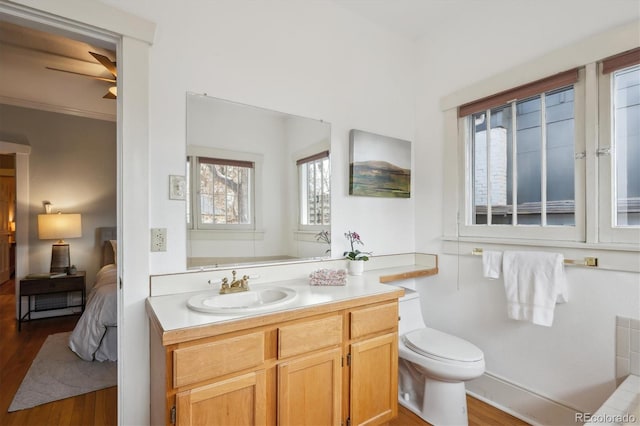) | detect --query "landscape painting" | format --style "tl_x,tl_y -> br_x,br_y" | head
349,129 -> 411,198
